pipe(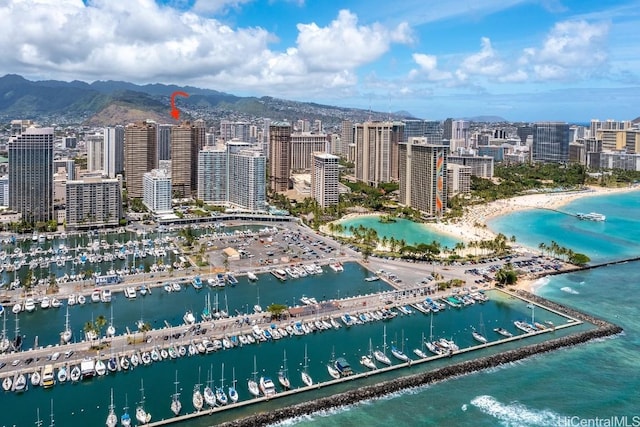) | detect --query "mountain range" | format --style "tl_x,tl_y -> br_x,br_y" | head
0,74 -> 420,126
